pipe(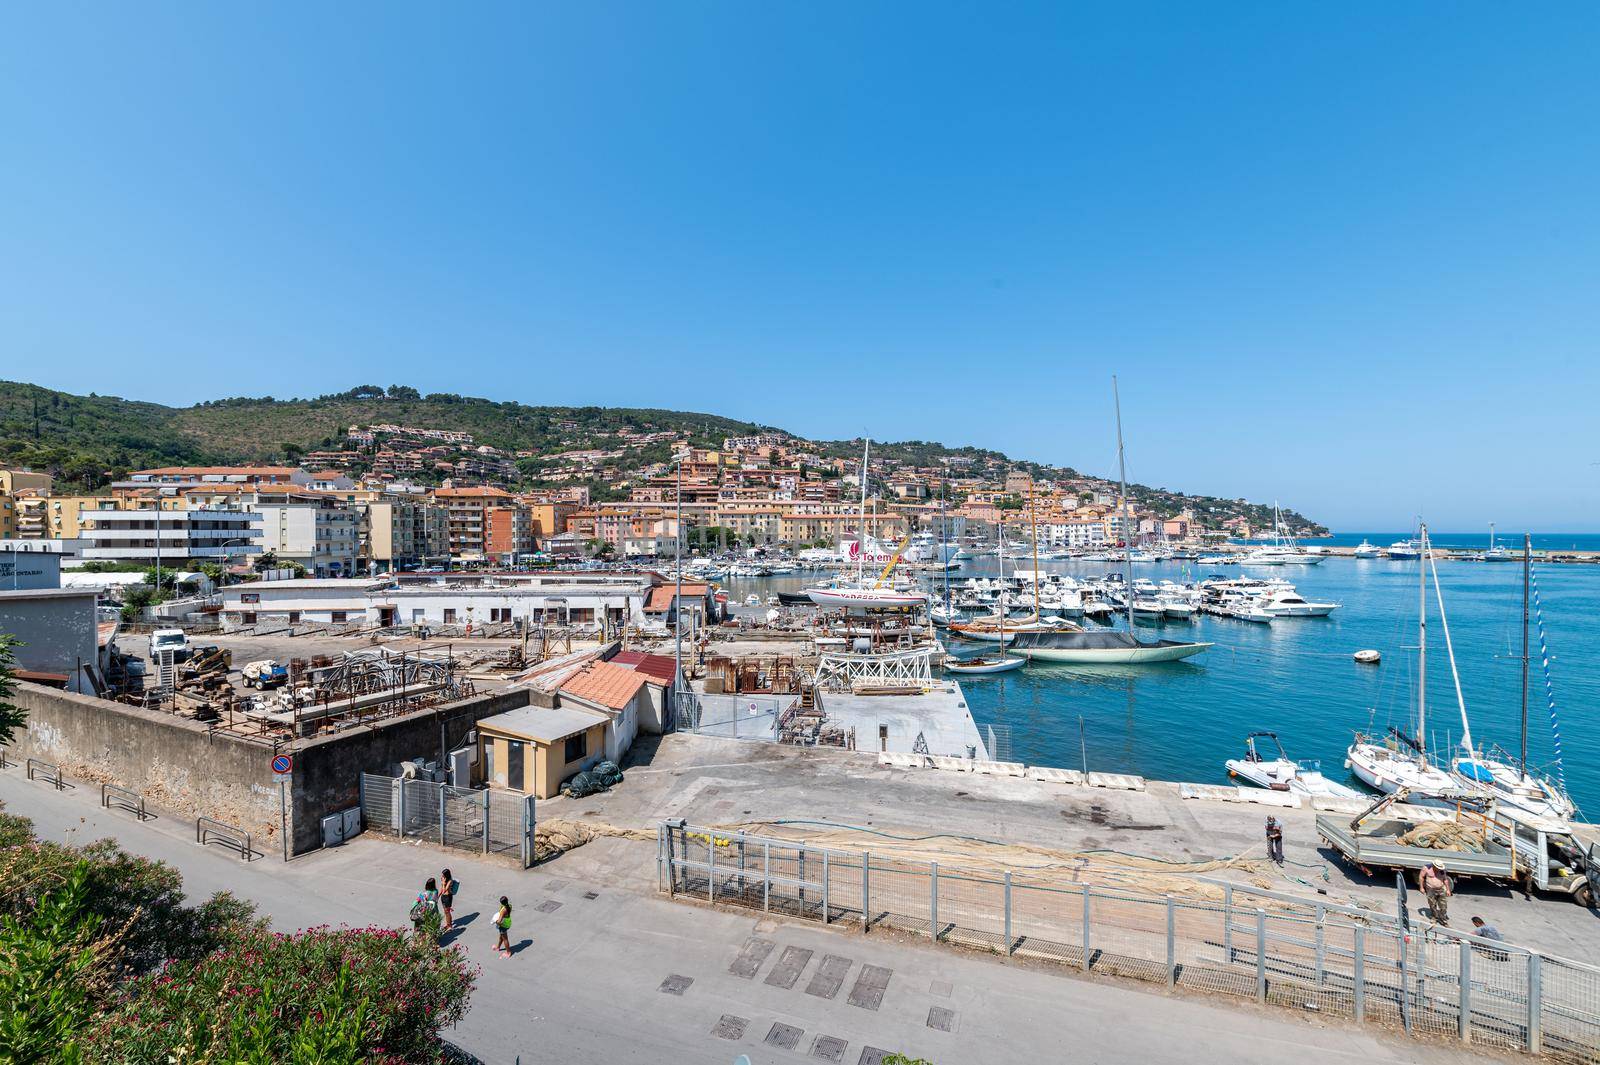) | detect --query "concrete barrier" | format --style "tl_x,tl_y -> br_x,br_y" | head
971,760 -> 1026,778
1086,772 -> 1146,791
1027,767 -> 1085,785
878,752 -> 931,769
930,755 -> 973,773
